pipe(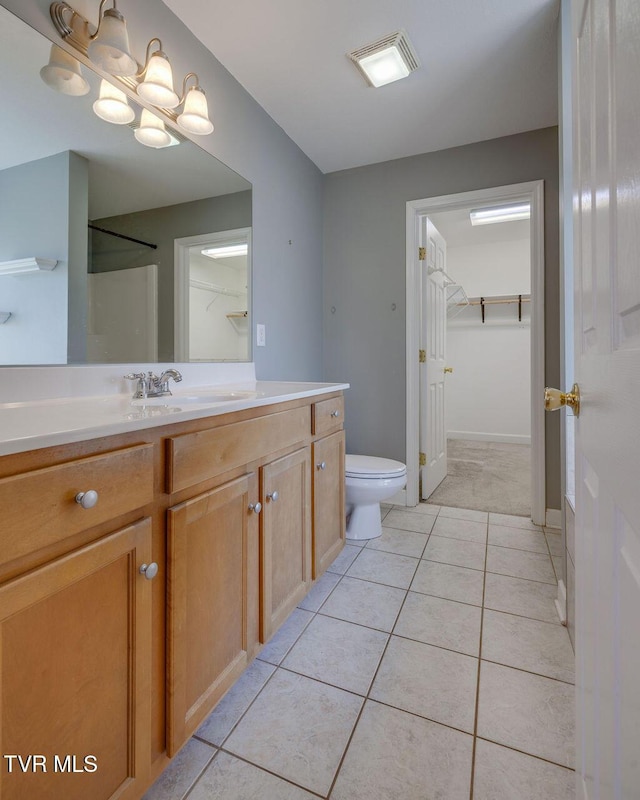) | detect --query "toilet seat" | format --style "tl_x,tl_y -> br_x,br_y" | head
345,454 -> 407,480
